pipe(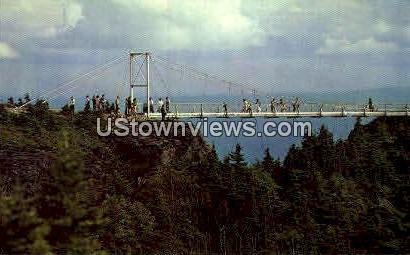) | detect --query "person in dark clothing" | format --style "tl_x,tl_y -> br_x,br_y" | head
223,102 -> 228,117
368,98 -> 374,112
165,97 -> 170,113
95,95 -> 100,112
92,95 -> 96,112
125,97 -> 131,116
100,94 -> 106,112
279,97 -> 286,112
255,98 -> 261,113
161,103 -> 167,120
270,97 -> 276,112
295,97 -> 301,113
115,96 -> 120,115
84,95 -> 91,113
